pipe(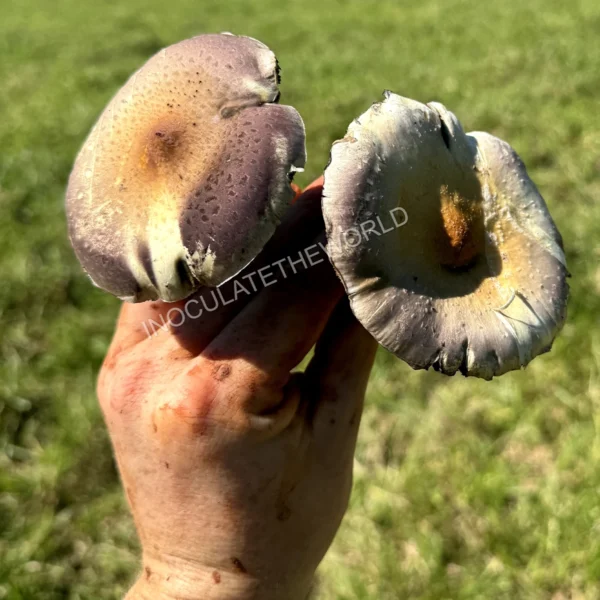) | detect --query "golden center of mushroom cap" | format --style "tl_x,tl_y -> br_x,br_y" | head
107,109 -> 224,223
138,115 -> 189,174
436,185 -> 485,269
